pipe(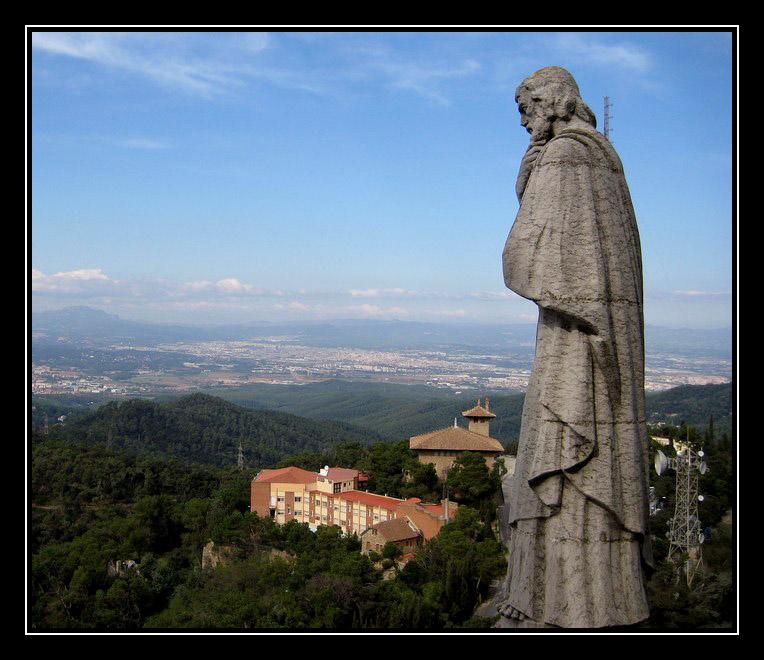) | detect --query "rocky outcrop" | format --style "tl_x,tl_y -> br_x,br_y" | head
202,540 -> 236,569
